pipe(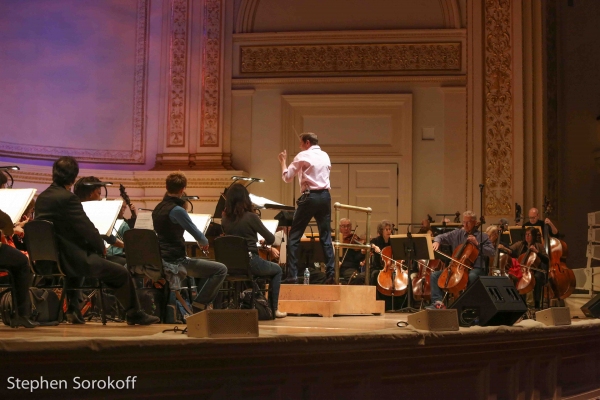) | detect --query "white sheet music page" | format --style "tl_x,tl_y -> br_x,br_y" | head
184,214 -> 212,243
0,188 -> 36,224
81,199 -> 123,236
134,212 -> 154,230
257,219 -> 279,247
248,194 -> 287,209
